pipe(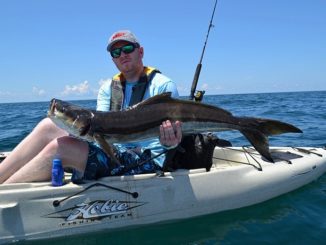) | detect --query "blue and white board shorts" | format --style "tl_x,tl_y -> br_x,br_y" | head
71,143 -> 161,183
